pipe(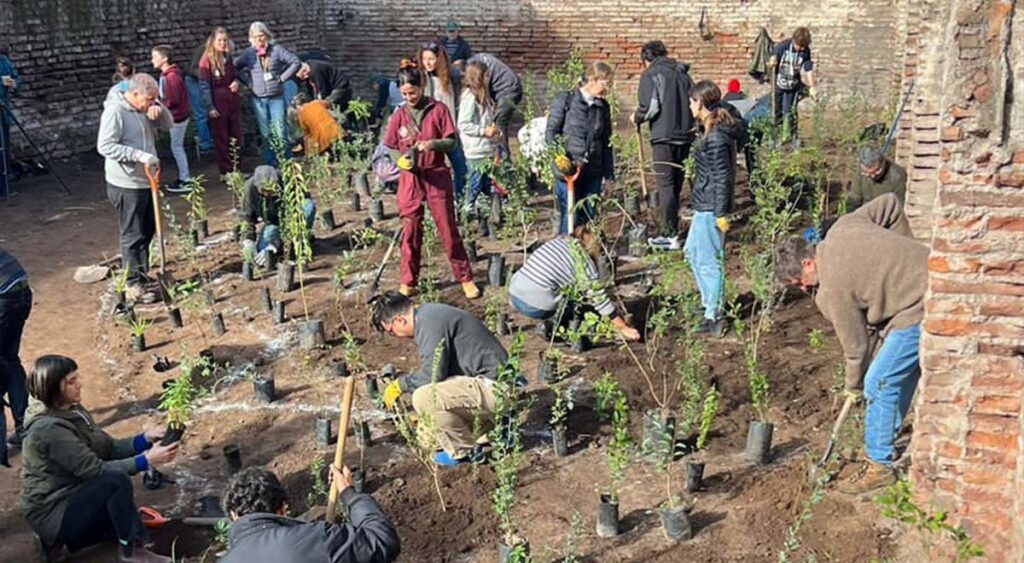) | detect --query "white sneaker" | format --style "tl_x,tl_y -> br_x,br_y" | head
164,181 -> 191,194
647,236 -> 682,251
